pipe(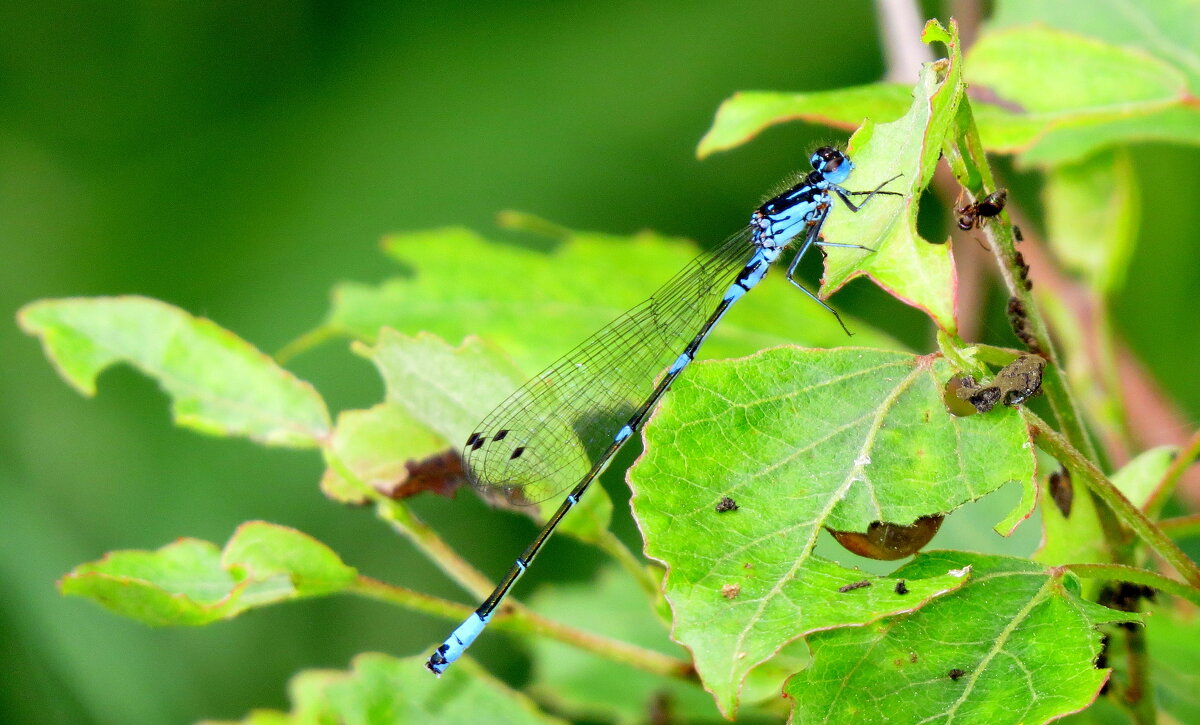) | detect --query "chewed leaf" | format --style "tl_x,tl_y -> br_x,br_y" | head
321,403 -> 464,504
628,347 -> 1035,716
785,552 -> 1138,724
18,296 -> 330,448
60,522 -> 357,626
818,20 -> 962,334
202,653 -> 567,725
356,331 -> 612,543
